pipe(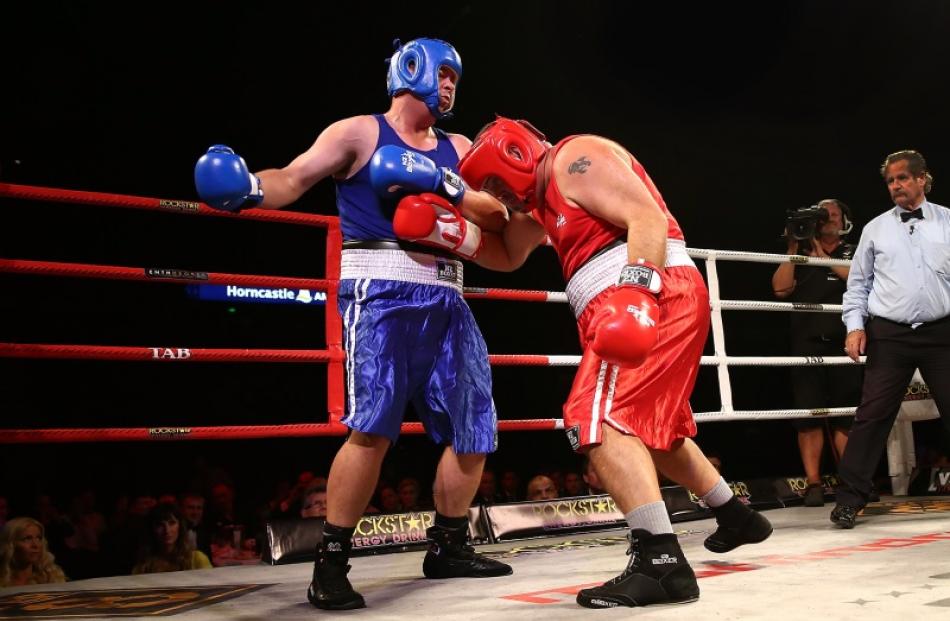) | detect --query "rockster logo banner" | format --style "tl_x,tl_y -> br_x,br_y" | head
265,506 -> 488,564
485,496 -> 626,541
